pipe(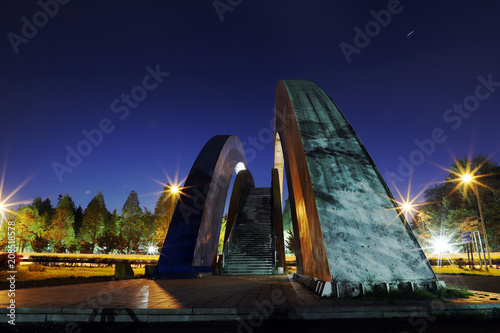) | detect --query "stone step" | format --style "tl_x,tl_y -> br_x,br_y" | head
223,186 -> 275,276
224,268 -> 273,275
223,270 -> 273,275
223,266 -> 273,272
224,264 -> 273,270
224,259 -> 273,267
